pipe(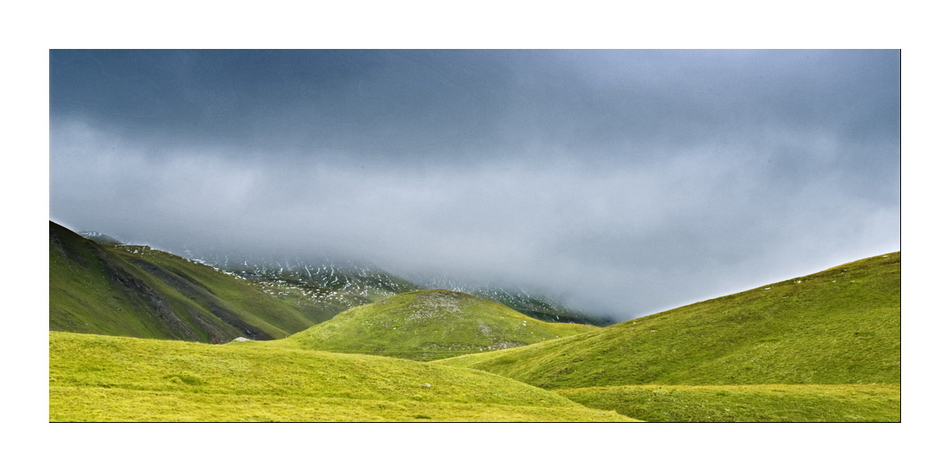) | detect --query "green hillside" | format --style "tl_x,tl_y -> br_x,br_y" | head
49,331 -> 634,422
50,221 -> 326,343
274,289 -> 598,361
435,252 -> 900,388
